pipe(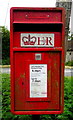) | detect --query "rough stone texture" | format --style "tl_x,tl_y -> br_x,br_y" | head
67,40 -> 73,51
56,1 -> 72,30
56,0 -> 72,61
66,51 -> 73,62
0,26 -> 2,65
